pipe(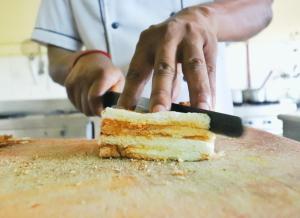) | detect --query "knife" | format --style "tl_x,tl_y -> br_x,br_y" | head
102,91 -> 244,137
